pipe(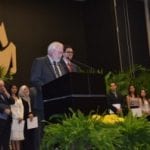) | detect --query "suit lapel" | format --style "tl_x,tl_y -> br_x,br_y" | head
44,56 -> 56,77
